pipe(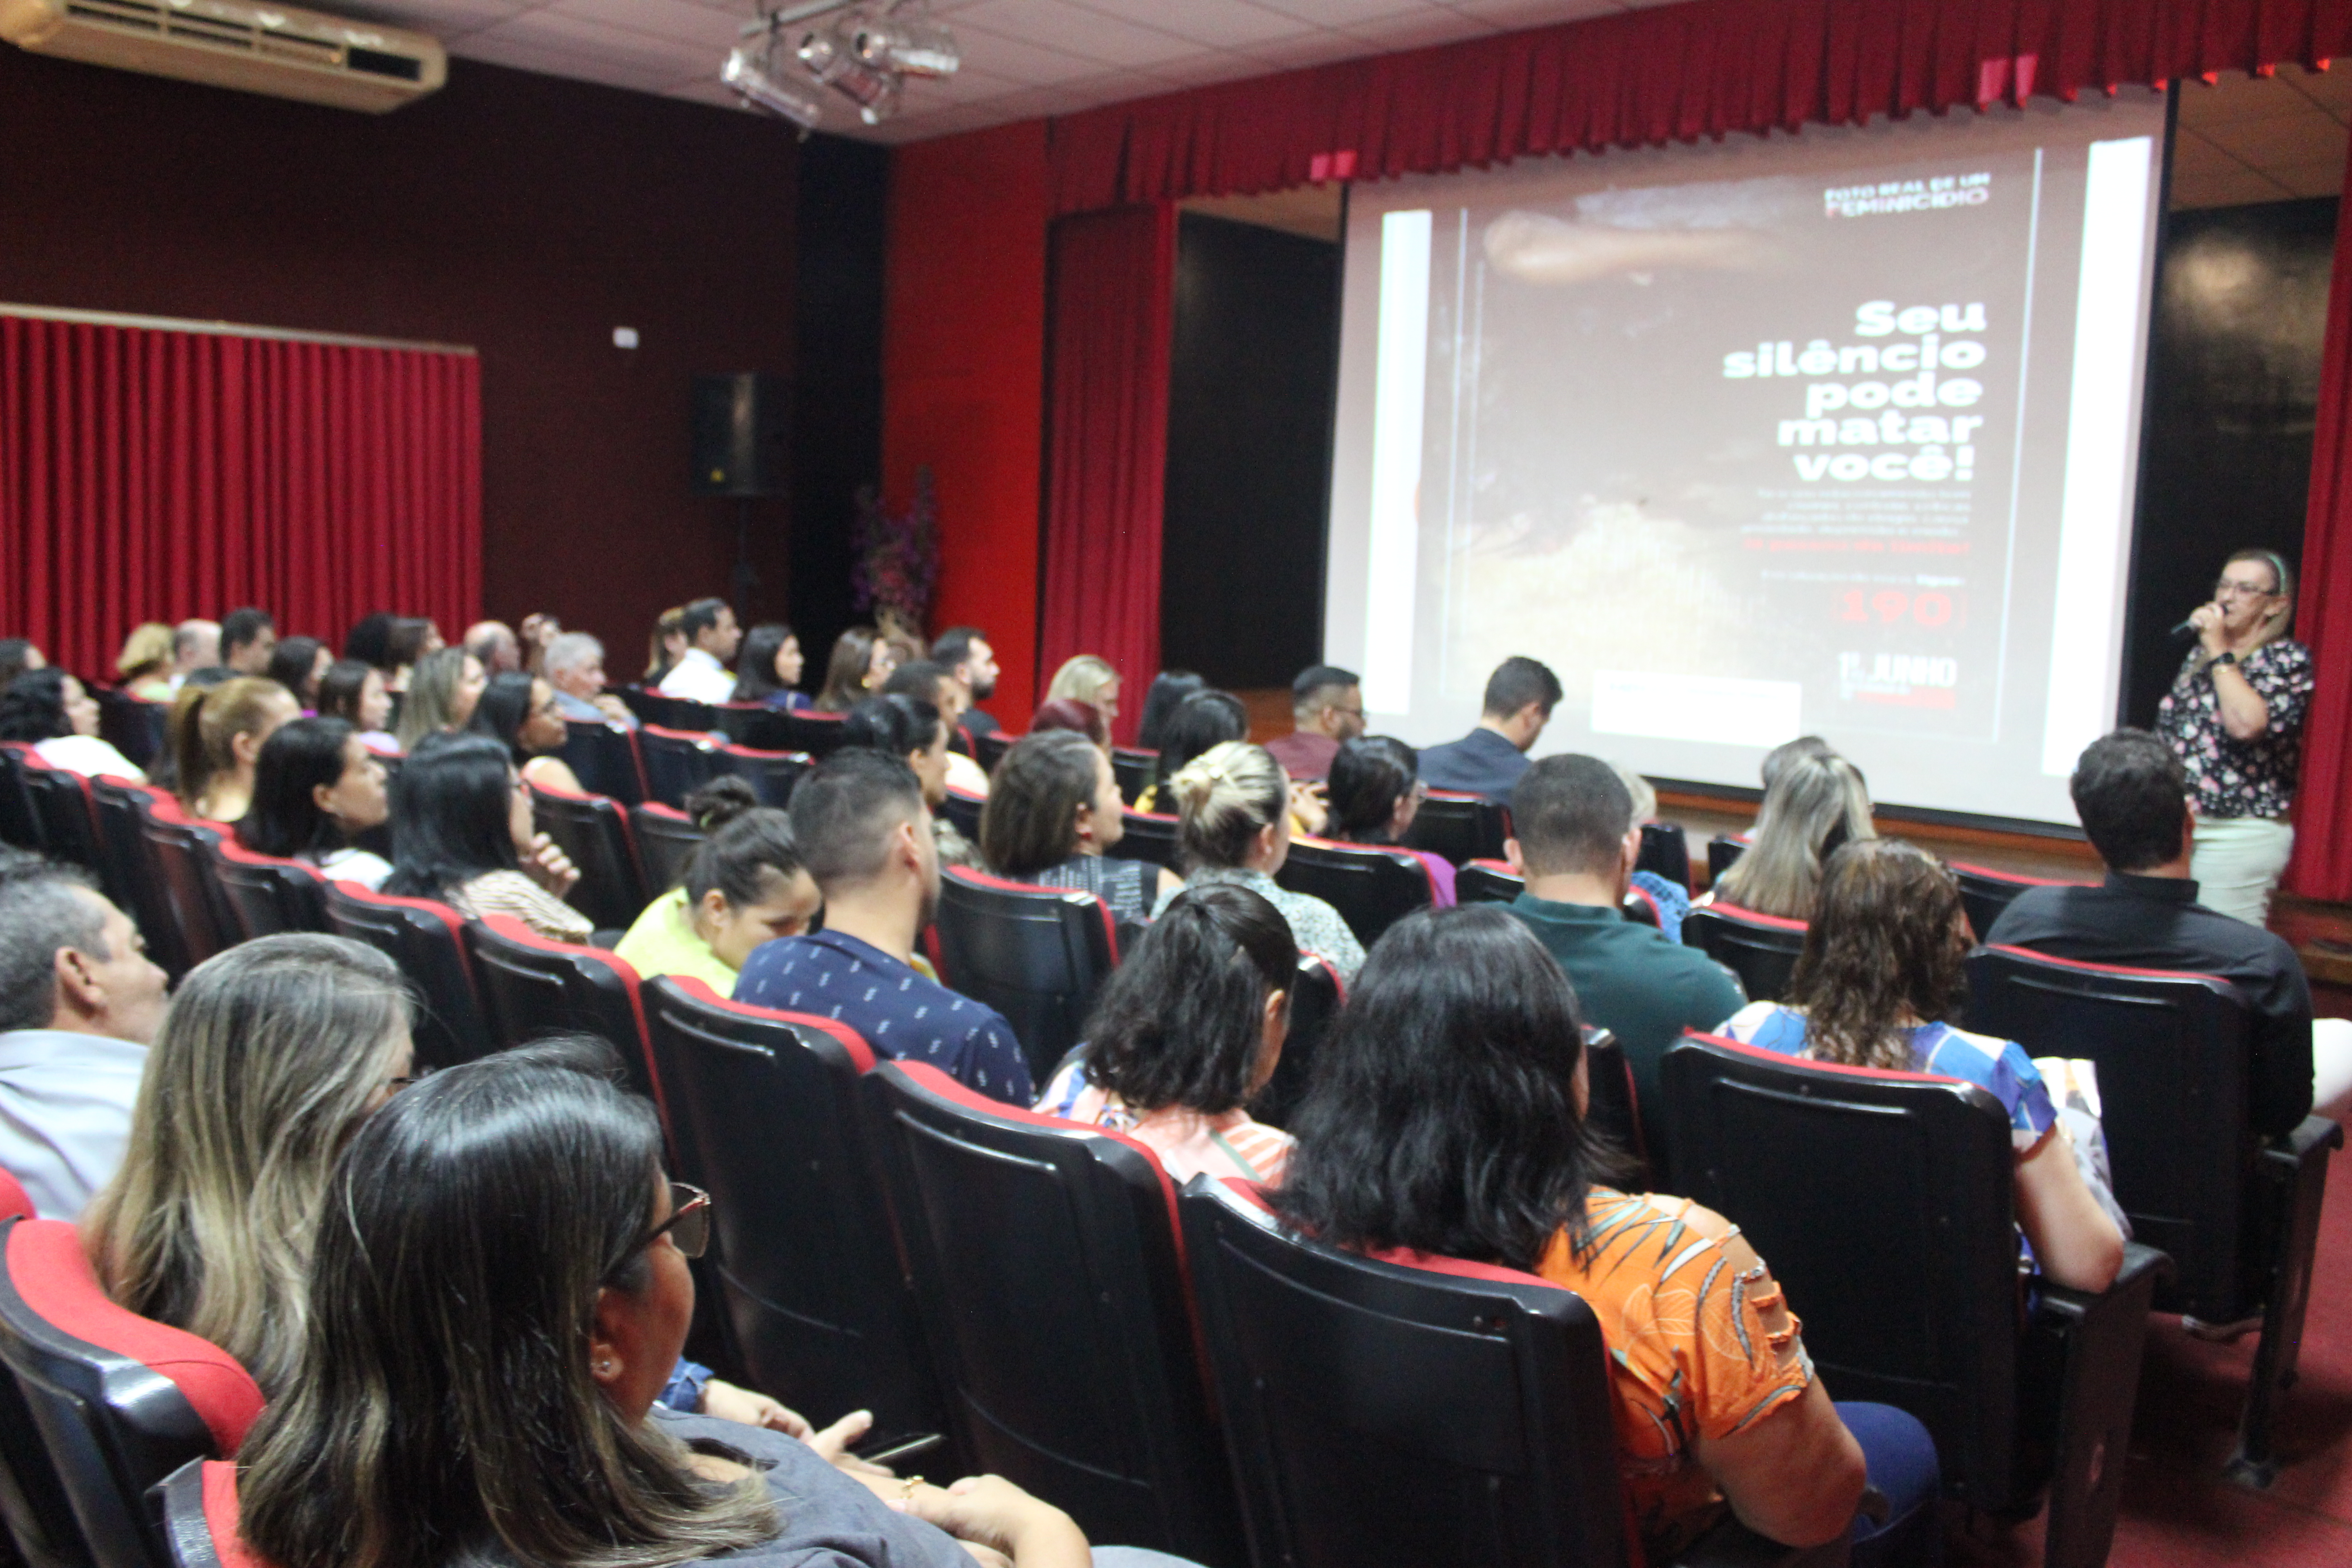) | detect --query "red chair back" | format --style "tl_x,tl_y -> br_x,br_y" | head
464,917 -> 661,1118
205,840 -> 328,940
1679,901 -> 1806,1002
320,883 -> 495,1071
929,867 -> 1119,1086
